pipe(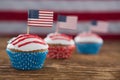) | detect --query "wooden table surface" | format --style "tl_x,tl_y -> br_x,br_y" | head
0,37 -> 120,80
